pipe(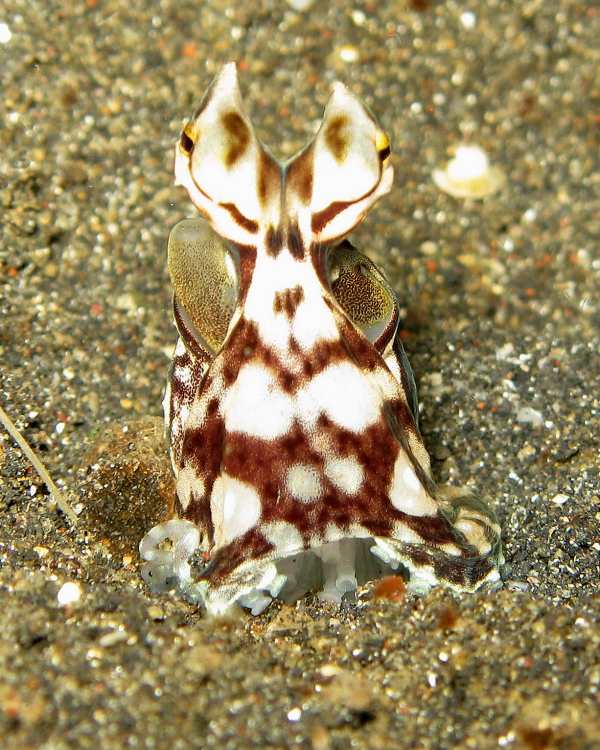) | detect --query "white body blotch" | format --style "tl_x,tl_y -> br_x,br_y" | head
392,521 -> 435,546
286,463 -> 323,503
176,401 -> 192,435
320,522 -> 371,545
325,457 -> 363,495
389,451 -> 437,517
171,339 -> 192,383
437,542 -> 465,557
291,292 -> 335,351
176,465 -> 205,511
210,475 -> 262,547
299,361 -> 381,432
373,359 -> 405,404
223,363 -> 294,439
261,521 -> 305,555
